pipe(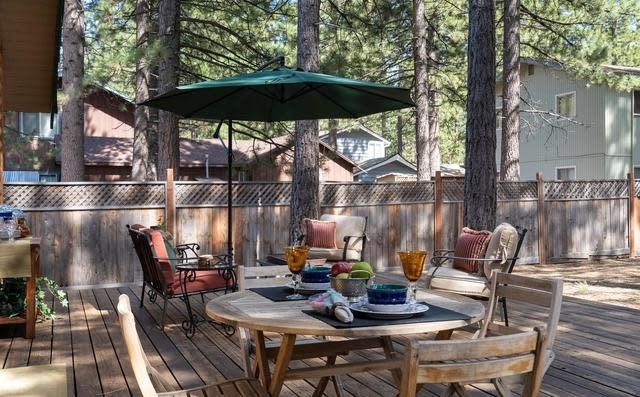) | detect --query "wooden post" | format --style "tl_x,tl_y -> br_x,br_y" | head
434,171 -> 443,250
536,172 -> 546,265
166,168 -> 175,238
628,173 -> 636,257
